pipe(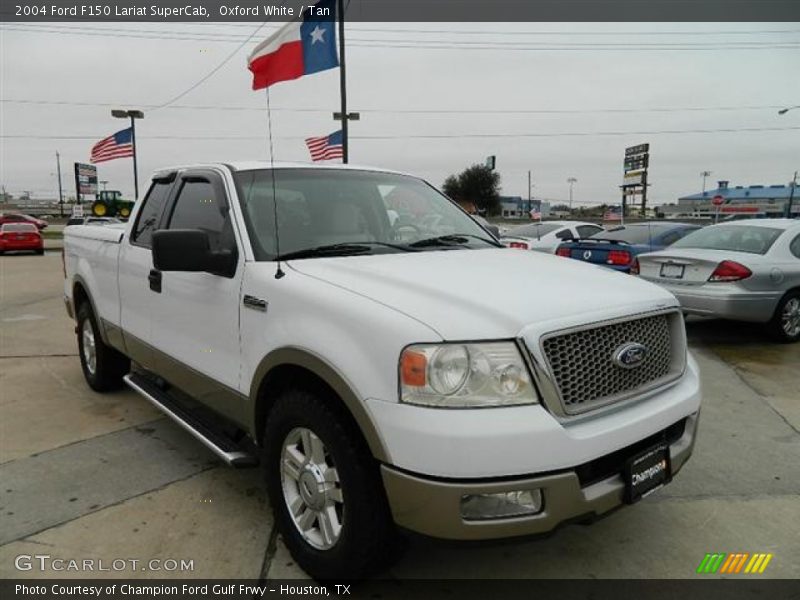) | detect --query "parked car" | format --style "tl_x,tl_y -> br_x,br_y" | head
502,221 -> 604,253
0,212 -> 48,230
634,219 -> 800,342
0,222 -> 44,255
64,162 -> 701,579
66,216 -> 123,227
556,222 -> 701,273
